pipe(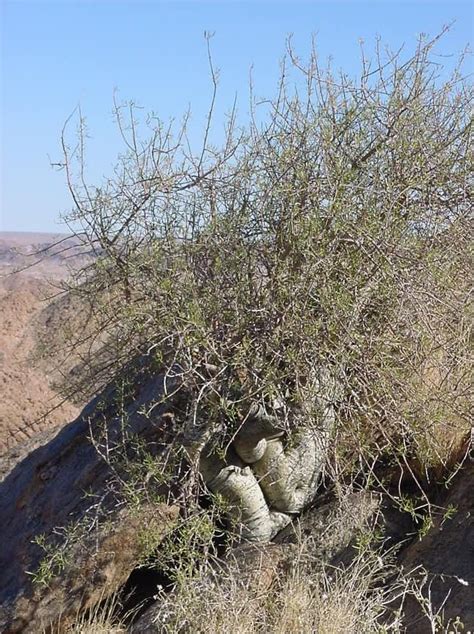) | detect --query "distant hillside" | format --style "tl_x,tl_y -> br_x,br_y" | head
0,232 -> 92,454
0,231 -> 95,278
